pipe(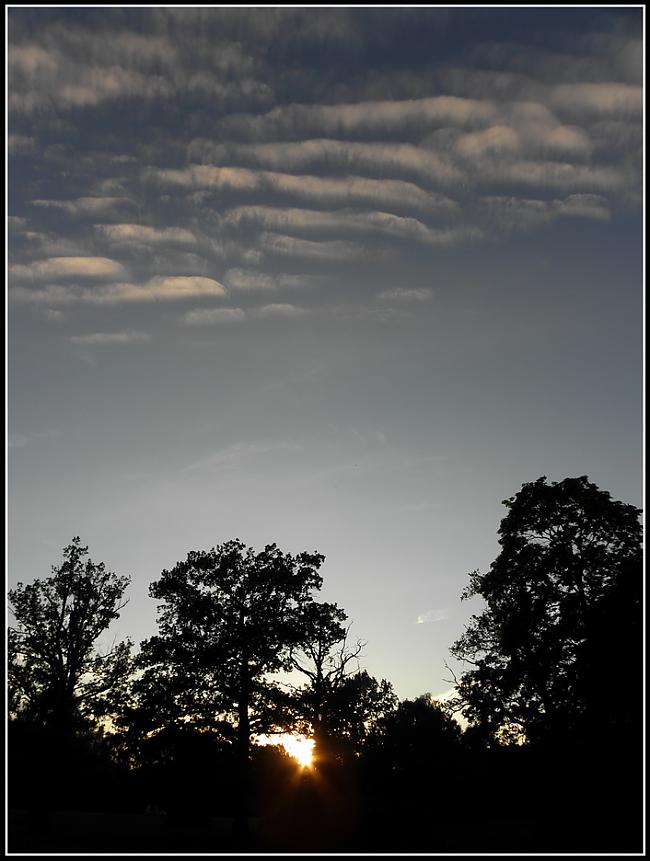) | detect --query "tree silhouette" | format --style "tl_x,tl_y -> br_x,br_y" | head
449,476 -> 642,746
8,537 -> 133,732
137,538 -> 326,833
283,601 -> 397,766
